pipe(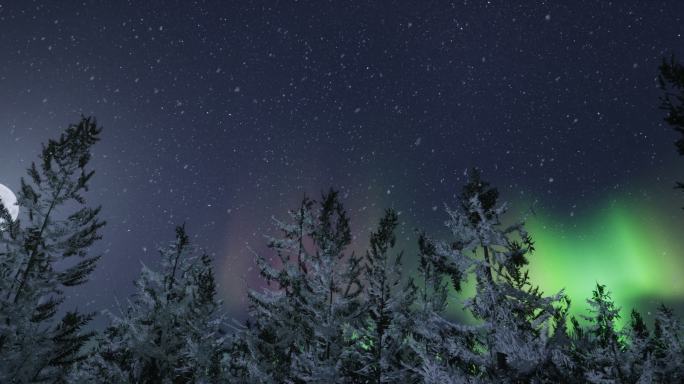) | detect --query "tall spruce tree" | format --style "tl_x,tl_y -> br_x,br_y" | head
621,309 -> 655,383
573,284 -> 626,383
414,169 -> 568,382
240,190 -> 364,383
0,117 -> 105,383
406,232 -> 477,384
236,196 -> 318,383
75,225 -> 228,383
648,304 -> 684,382
659,56 -> 684,207
341,209 -> 418,383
